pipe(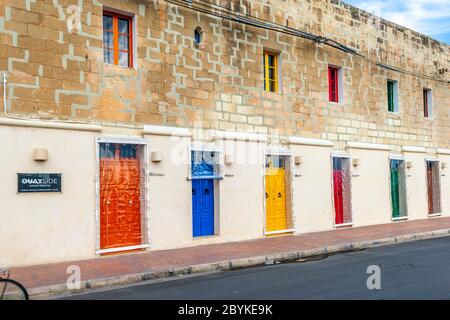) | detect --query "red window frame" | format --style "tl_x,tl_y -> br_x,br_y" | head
103,11 -> 133,68
328,66 -> 339,103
